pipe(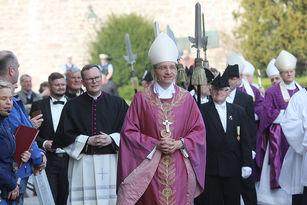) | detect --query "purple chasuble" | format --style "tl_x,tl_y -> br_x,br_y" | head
117,85 -> 206,205
255,82 -> 301,188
